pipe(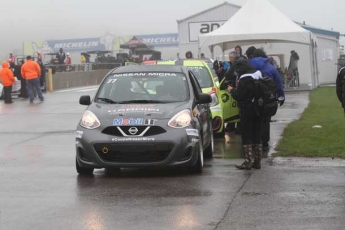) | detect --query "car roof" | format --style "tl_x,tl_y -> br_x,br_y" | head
157,60 -> 207,67
111,65 -> 186,73
177,58 -> 214,63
